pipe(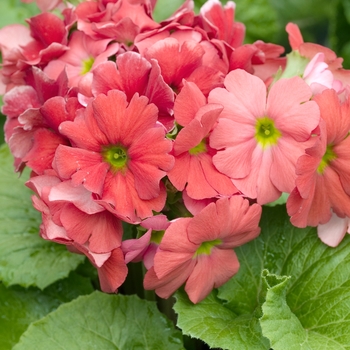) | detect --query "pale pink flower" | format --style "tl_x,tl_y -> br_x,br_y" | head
208,69 -> 320,204
286,22 -> 350,88
318,213 -> 350,247
303,52 -> 342,95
